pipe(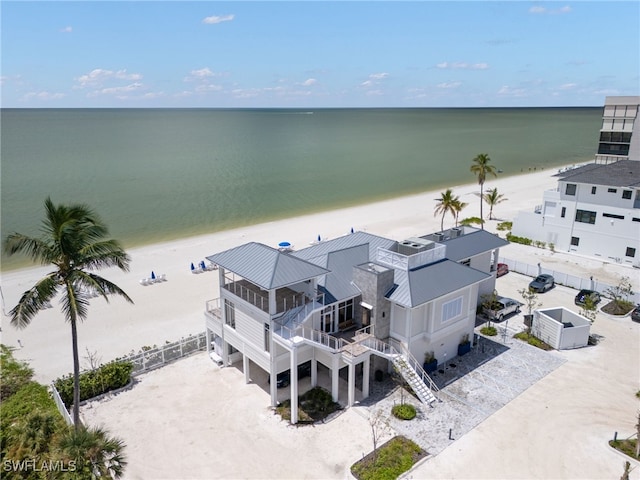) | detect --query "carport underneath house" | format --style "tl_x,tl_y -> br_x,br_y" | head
203,228 -> 505,424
